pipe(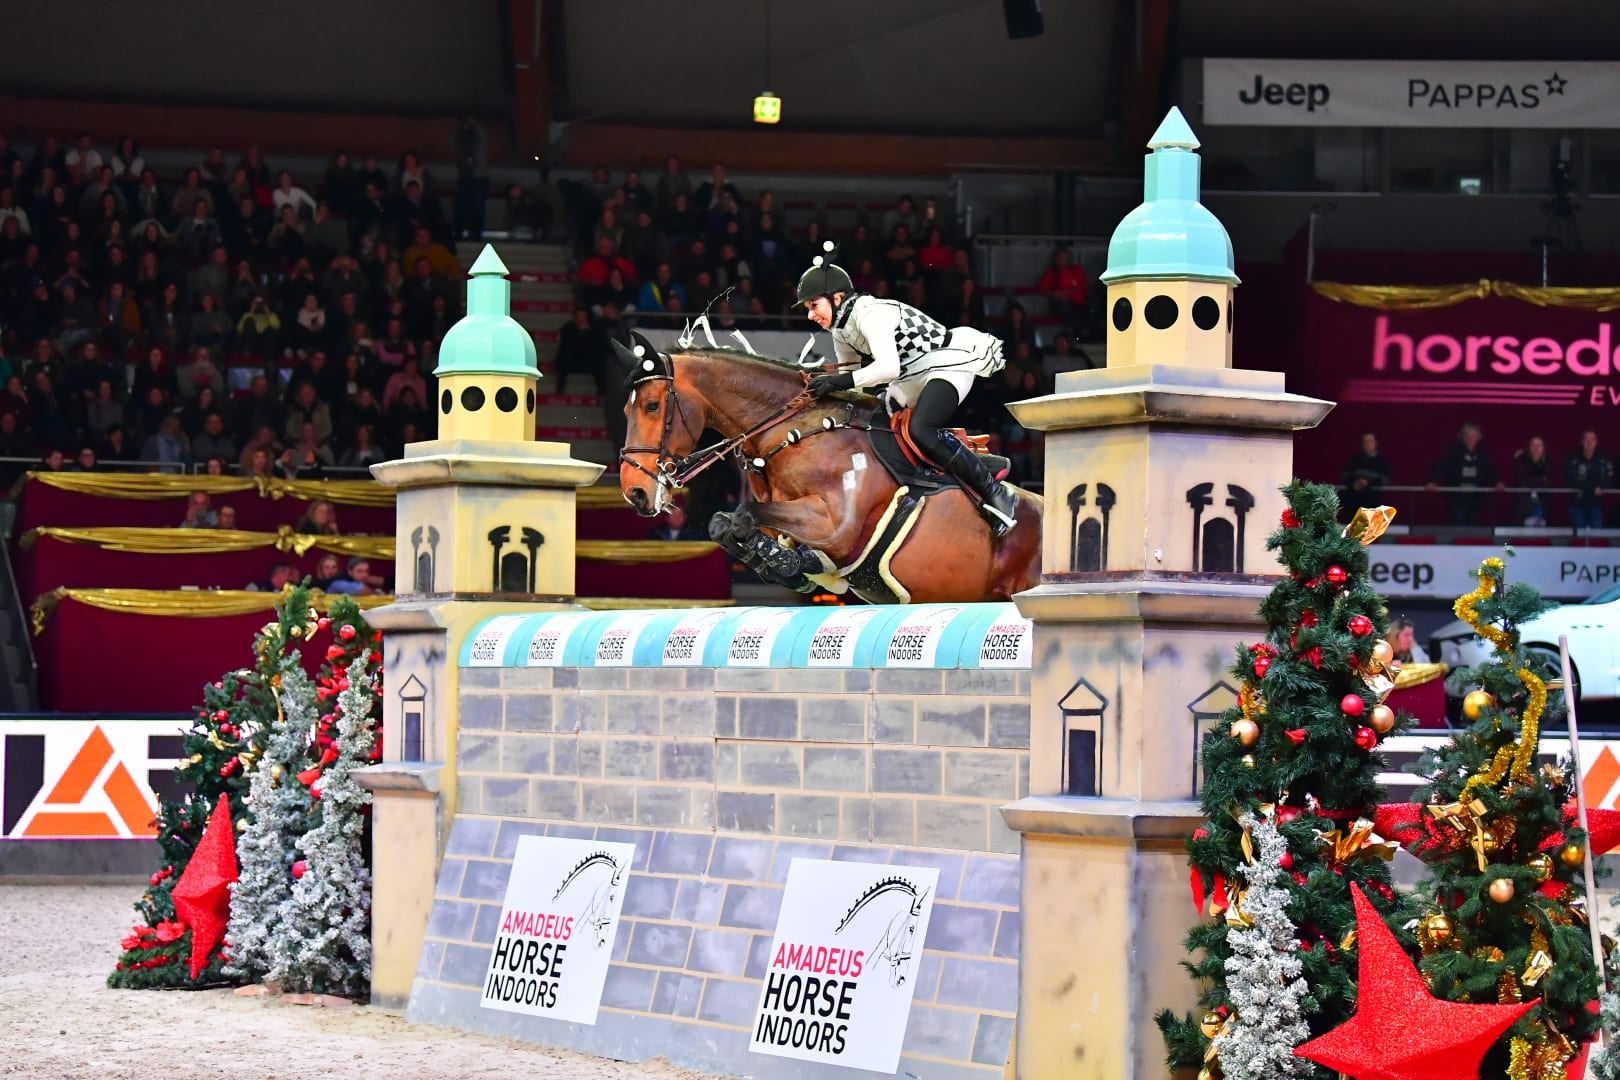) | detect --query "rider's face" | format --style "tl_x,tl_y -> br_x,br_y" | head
805,296 -> 834,330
